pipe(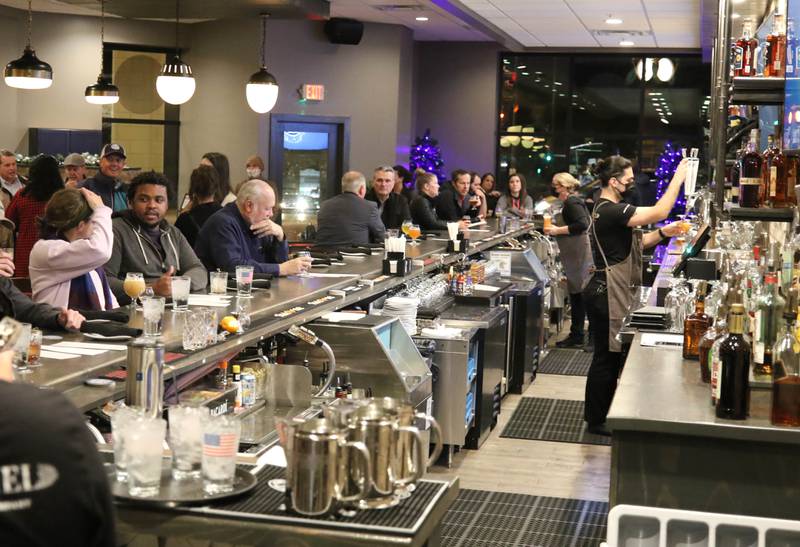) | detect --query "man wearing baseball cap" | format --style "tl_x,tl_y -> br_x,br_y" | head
78,143 -> 128,211
63,153 -> 87,188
